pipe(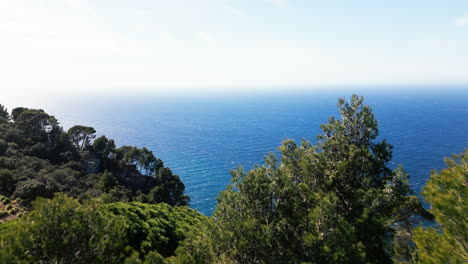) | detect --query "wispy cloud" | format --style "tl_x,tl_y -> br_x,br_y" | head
455,14 -> 468,27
